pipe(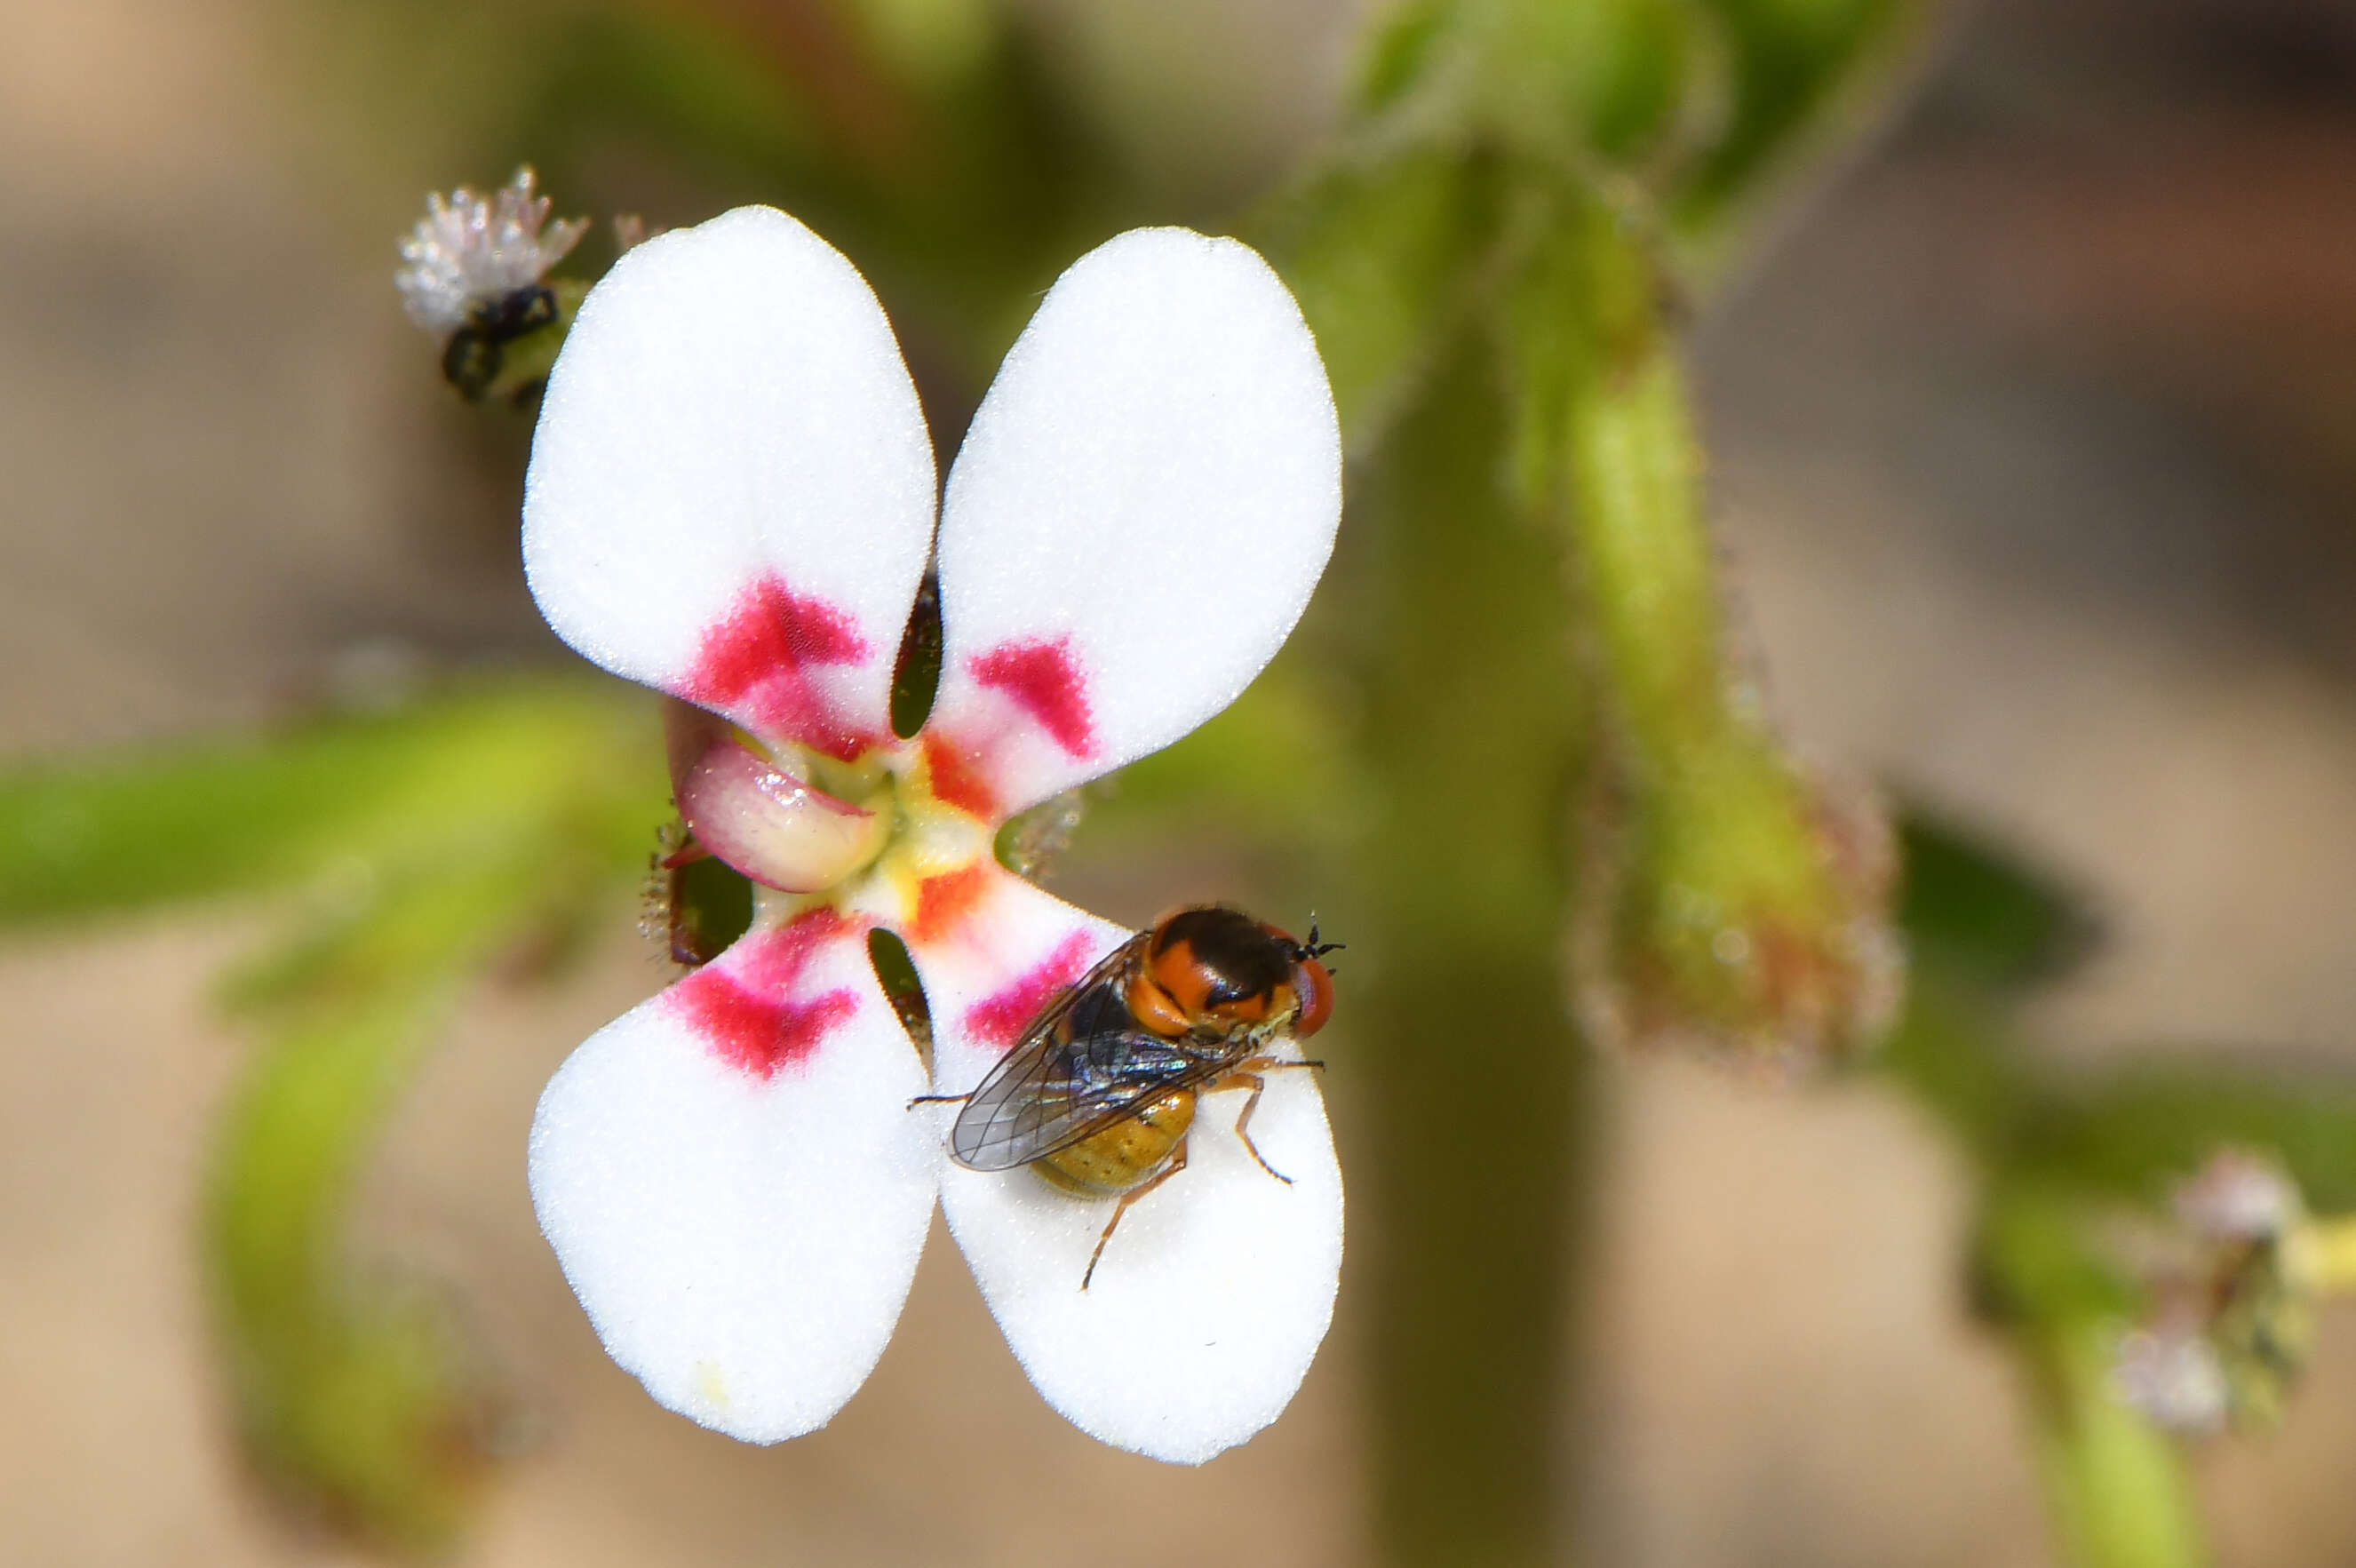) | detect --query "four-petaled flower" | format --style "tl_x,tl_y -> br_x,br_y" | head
522,207 -> 1344,1462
